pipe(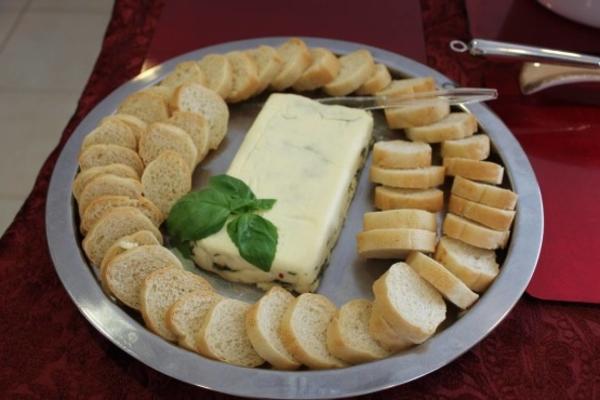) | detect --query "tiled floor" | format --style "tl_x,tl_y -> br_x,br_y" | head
0,0 -> 113,234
